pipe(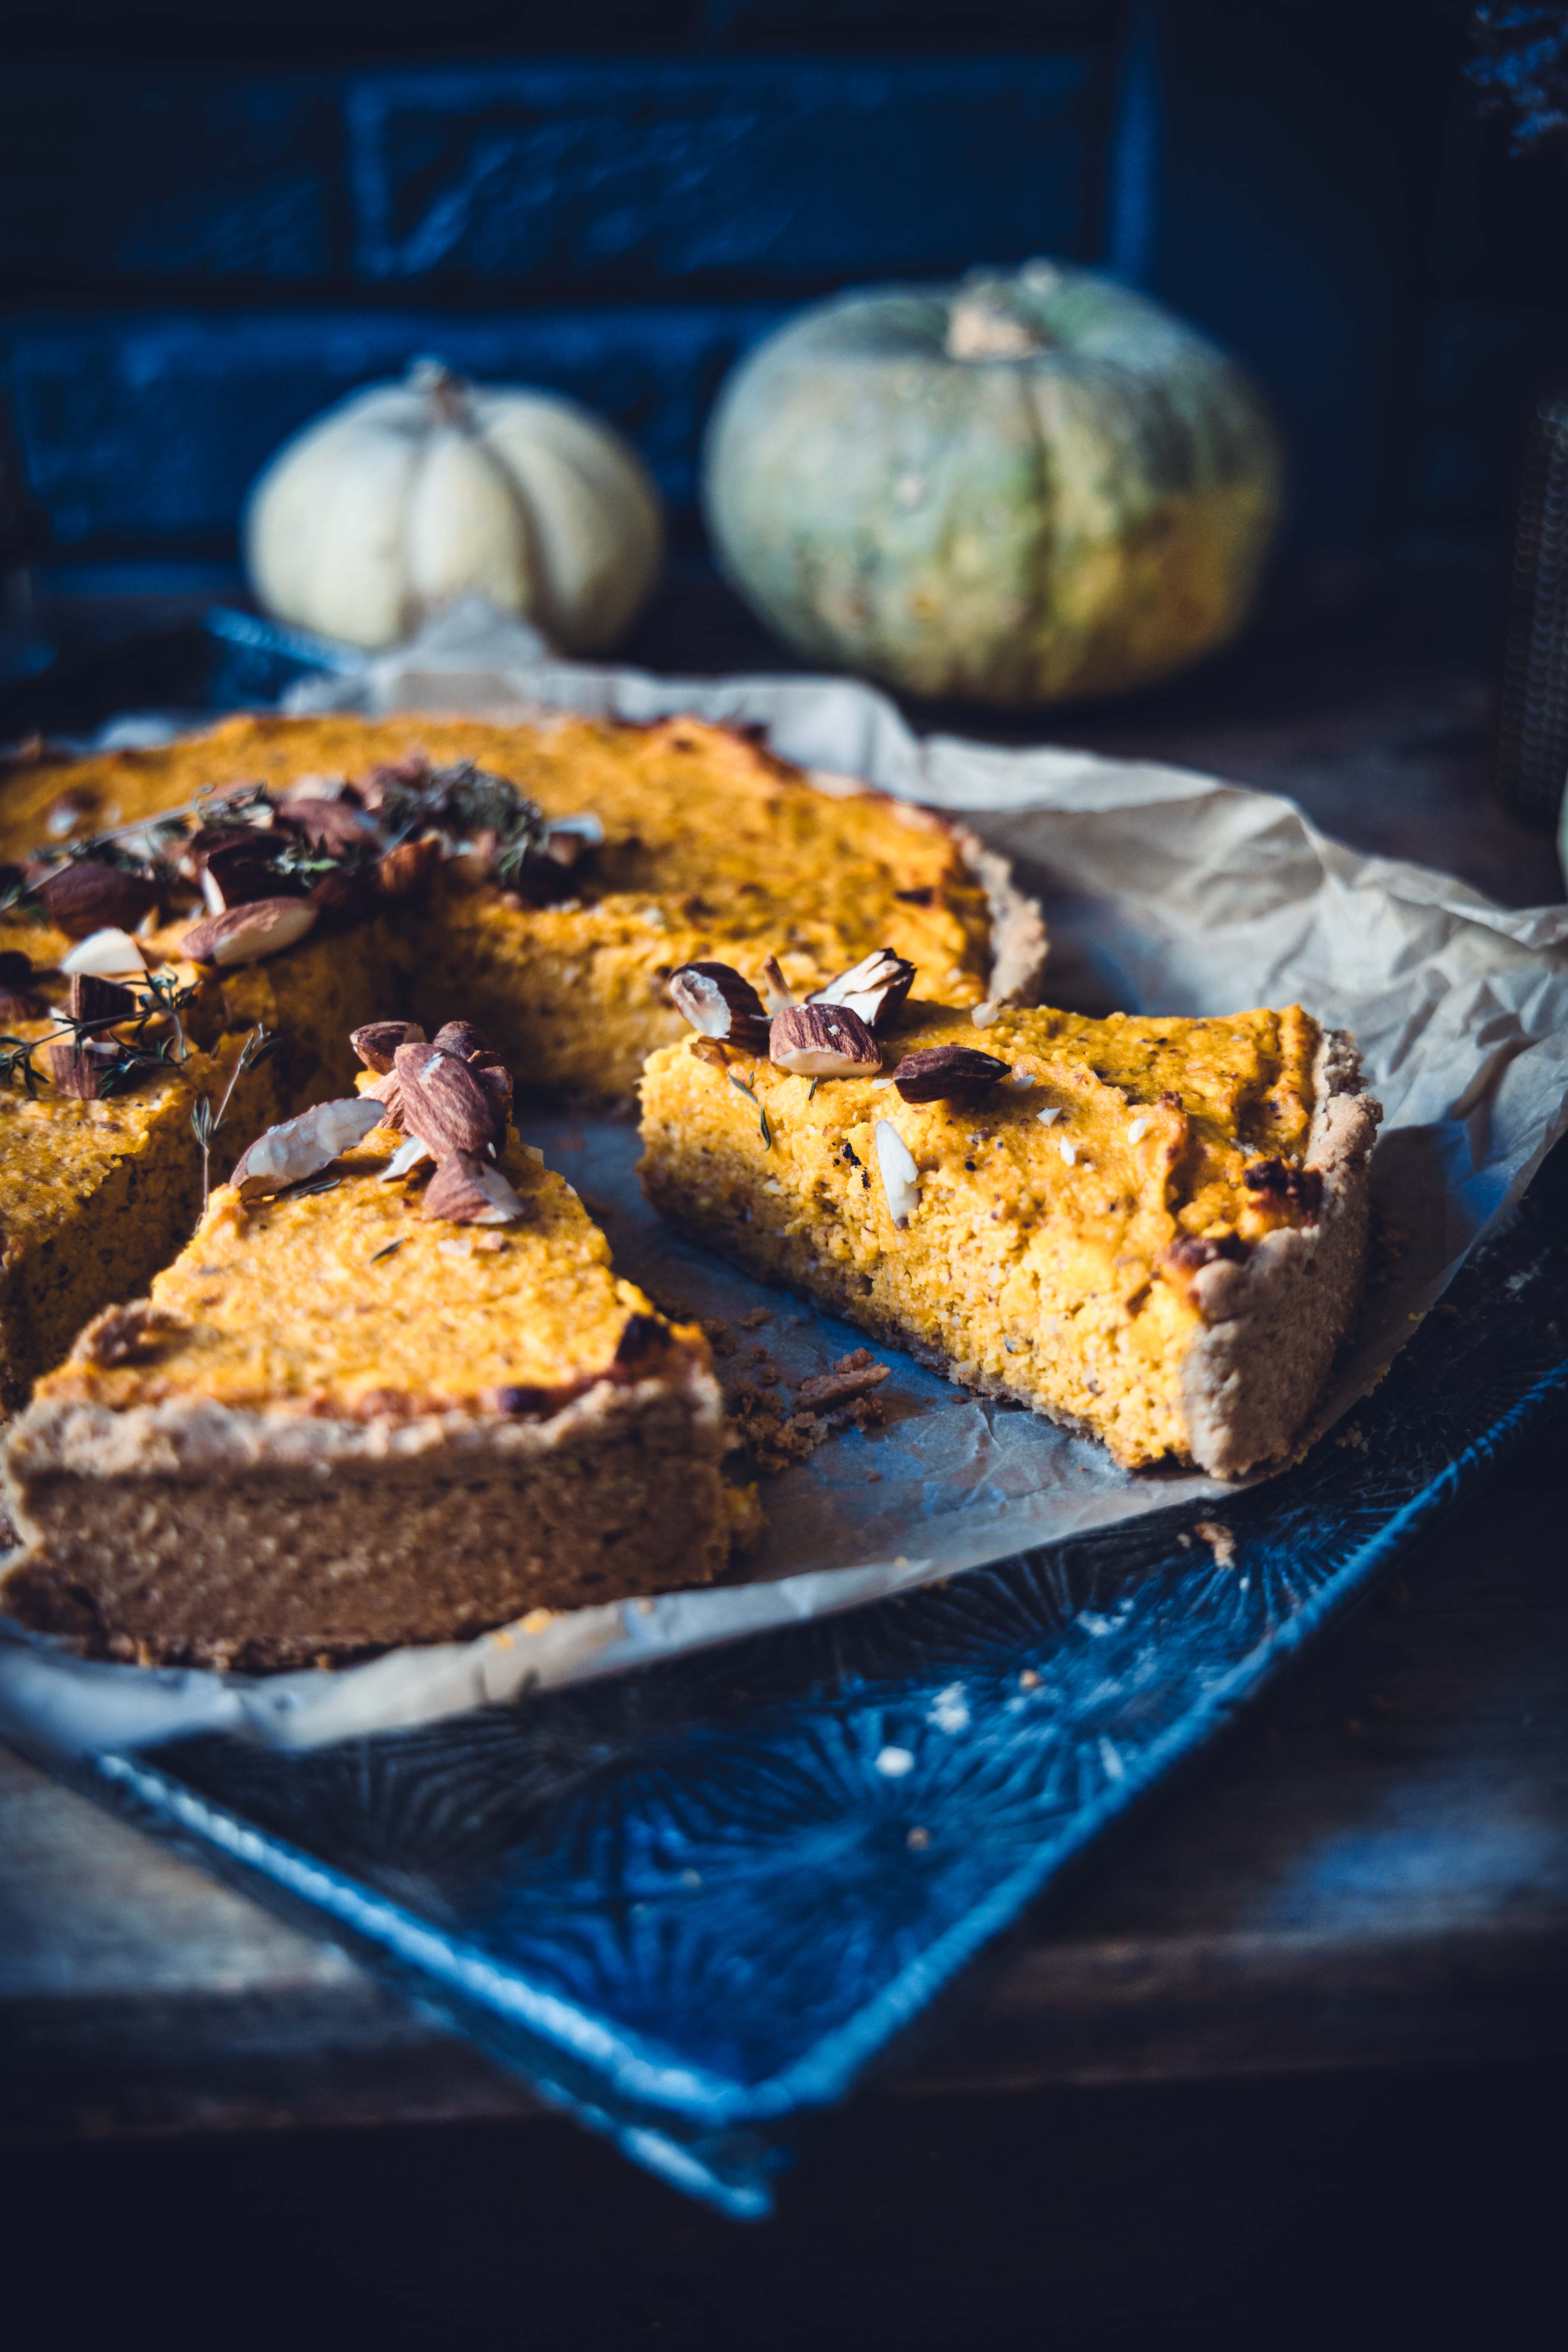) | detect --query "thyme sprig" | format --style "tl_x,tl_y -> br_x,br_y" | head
191,1024 -> 280,1213
729,1068 -> 772,1149
373,760 -> 550,882
0,971 -> 200,1100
